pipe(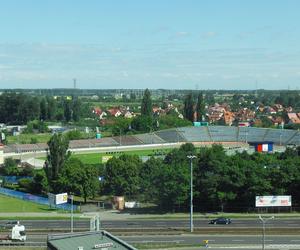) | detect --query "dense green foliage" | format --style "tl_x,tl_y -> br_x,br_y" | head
57,158 -> 98,203
141,88 -> 152,117
45,133 -> 70,192
196,92 -> 205,122
183,93 -> 194,122
0,93 -> 85,125
102,144 -> 300,211
104,155 -> 142,198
